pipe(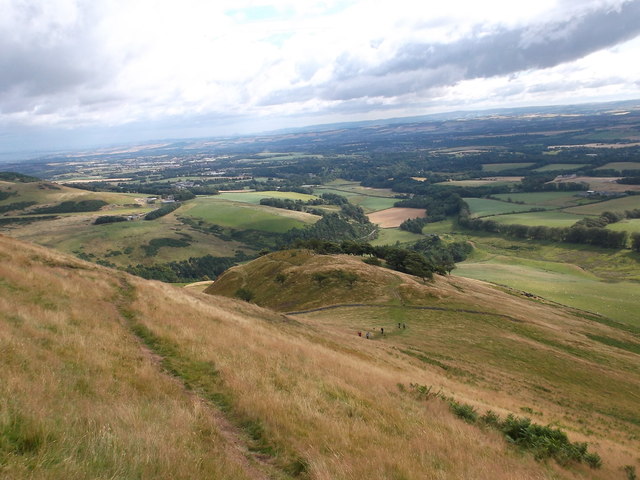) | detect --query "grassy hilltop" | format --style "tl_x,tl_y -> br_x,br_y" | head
2,235 -> 639,479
